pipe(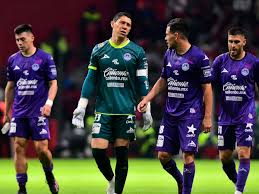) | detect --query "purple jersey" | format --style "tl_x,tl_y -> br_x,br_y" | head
211,52 -> 259,125
7,49 -> 57,118
161,45 -> 211,120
